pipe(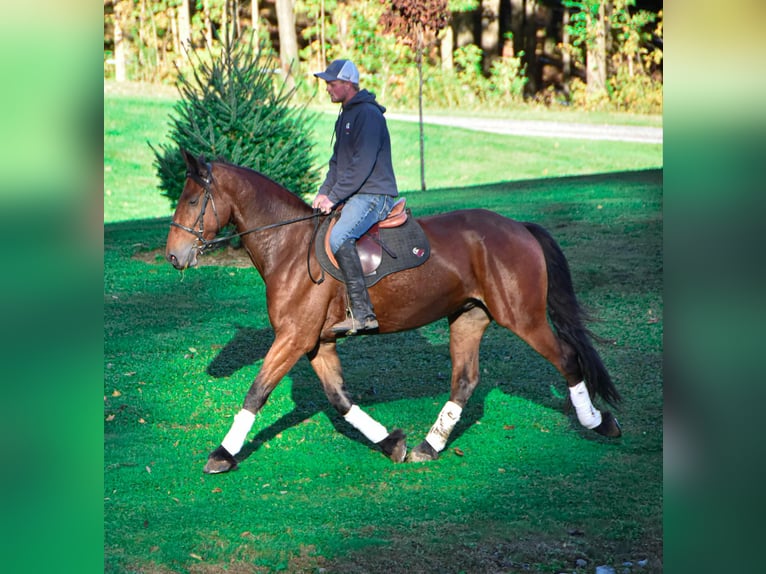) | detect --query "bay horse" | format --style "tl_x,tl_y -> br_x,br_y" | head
166,150 -> 621,474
